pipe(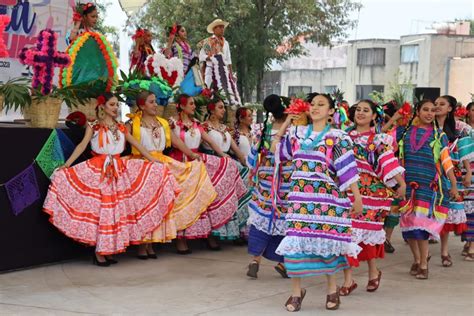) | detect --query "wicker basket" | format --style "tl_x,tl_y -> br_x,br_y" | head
69,99 -> 97,121
293,113 -> 308,126
23,97 -> 62,128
